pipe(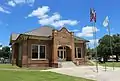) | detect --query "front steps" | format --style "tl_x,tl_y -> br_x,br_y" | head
58,61 -> 76,68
